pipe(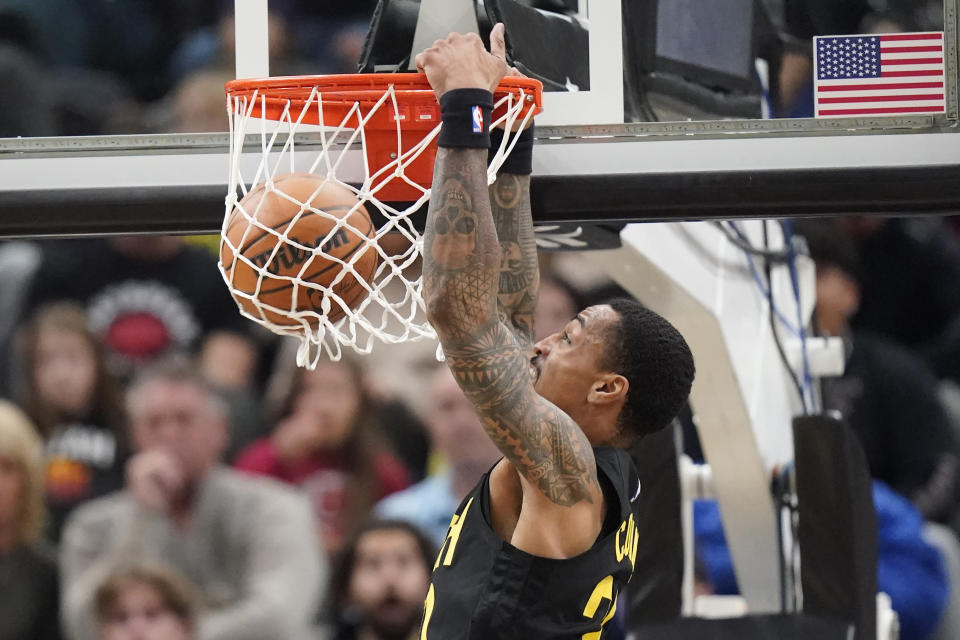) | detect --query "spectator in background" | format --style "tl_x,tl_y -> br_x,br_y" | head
61,356 -> 323,640
375,365 -> 501,546
831,217 -> 960,385
0,400 -> 61,640
169,69 -> 232,133
235,355 -> 410,554
198,331 -> 266,463
795,219 -> 960,527
534,274 -> 584,342
146,68 -> 233,134
695,481 -> 949,640
328,519 -> 434,640
95,564 -> 196,640
22,236 -> 254,382
3,0 -> 179,102
17,302 -> 128,544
